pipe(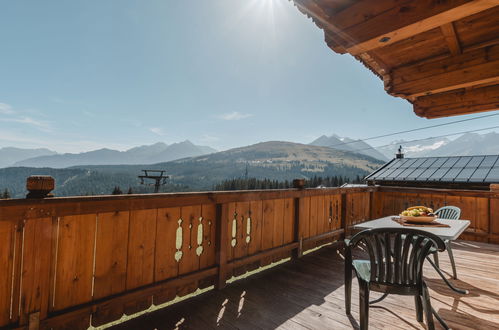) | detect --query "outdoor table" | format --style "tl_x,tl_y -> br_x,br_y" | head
354,216 -> 470,295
